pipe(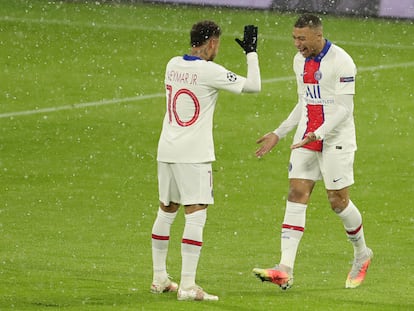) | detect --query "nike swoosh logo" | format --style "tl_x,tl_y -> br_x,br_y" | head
333,178 -> 342,182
